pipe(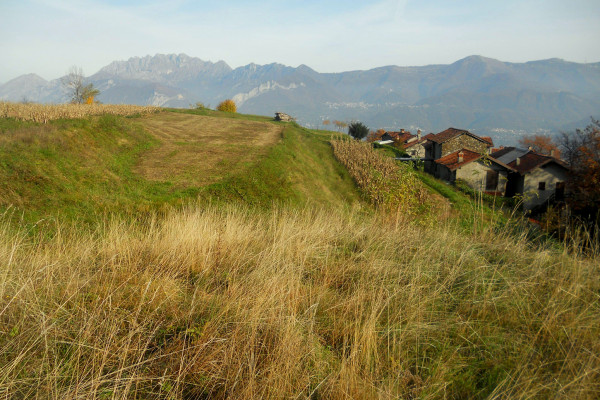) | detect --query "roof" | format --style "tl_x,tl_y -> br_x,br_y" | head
436,149 -> 517,172
490,147 -> 529,164
507,152 -> 569,174
404,133 -> 435,148
381,131 -> 414,144
481,136 -> 494,146
491,147 -> 569,174
429,127 -> 493,146
435,149 -> 483,170
397,132 -> 414,143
